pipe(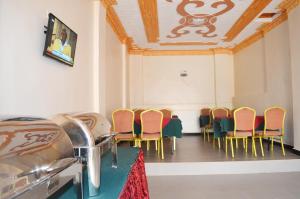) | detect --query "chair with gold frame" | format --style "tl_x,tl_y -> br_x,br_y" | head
140,109 -> 164,159
212,108 -> 229,149
159,108 -> 177,151
160,108 -> 172,119
255,107 -> 286,156
225,107 -> 257,158
134,109 -> 145,121
200,108 -> 212,141
112,109 -> 136,145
